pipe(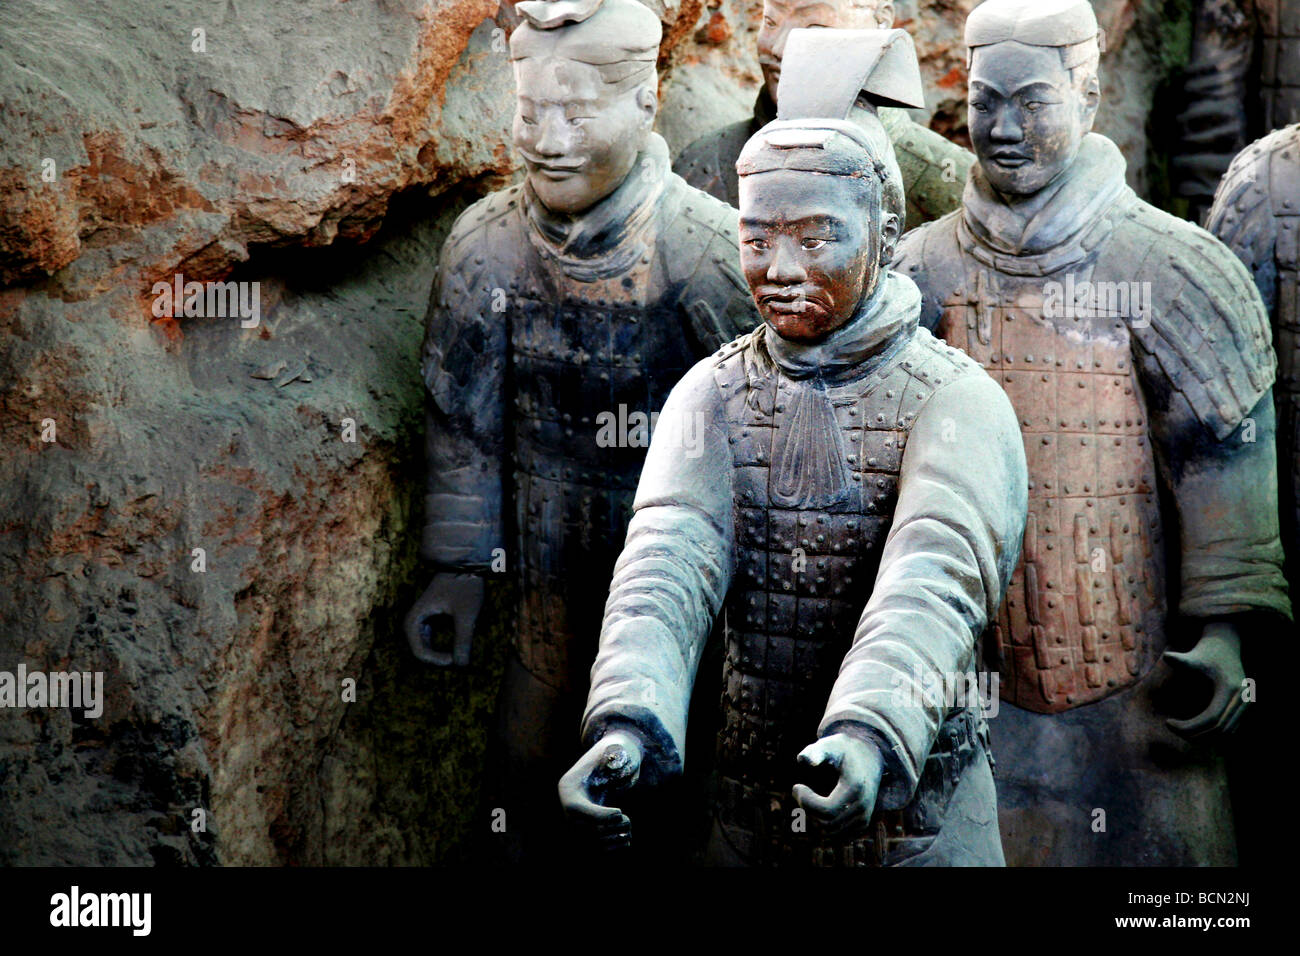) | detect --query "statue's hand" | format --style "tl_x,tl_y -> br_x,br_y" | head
557,729 -> 644,852
403,572 -> 484,667
791,732 -> 885,839
1164,620 -> 1249,740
